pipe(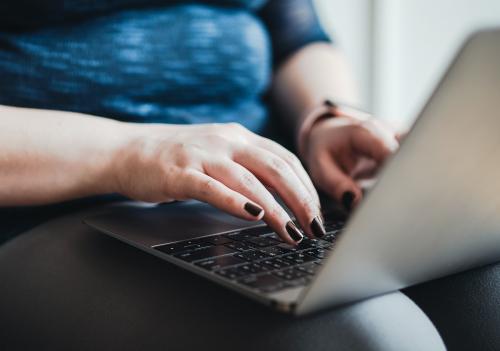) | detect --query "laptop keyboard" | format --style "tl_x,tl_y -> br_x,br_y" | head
154,220 -> 344,294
